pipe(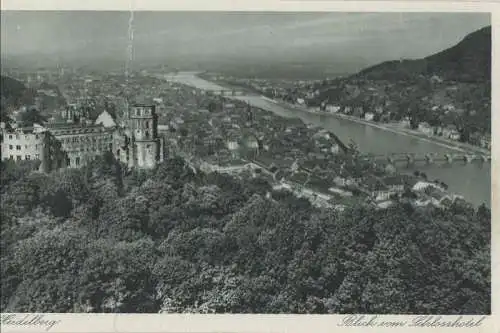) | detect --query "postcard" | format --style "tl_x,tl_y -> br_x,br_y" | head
0,1 -> 497,332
